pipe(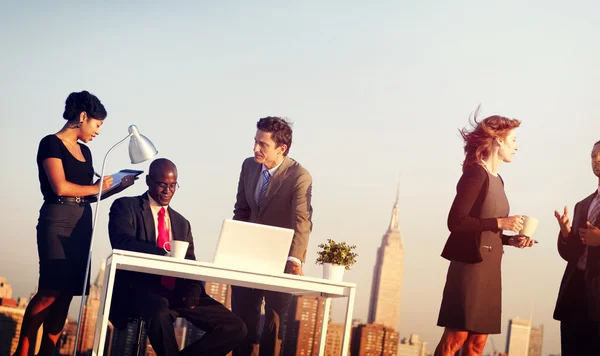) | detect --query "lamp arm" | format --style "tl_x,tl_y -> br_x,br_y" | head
73,132 -> 133,355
